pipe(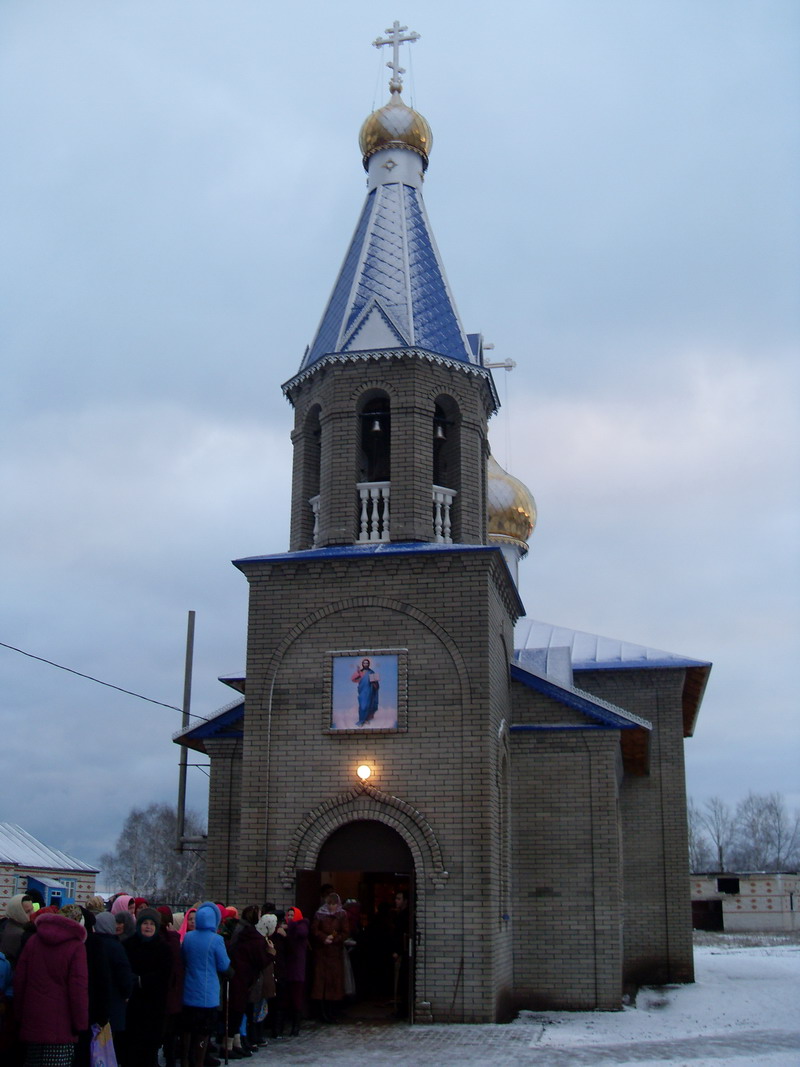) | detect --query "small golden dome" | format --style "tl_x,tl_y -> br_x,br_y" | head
487,454 -> 537,549
359,94 -> 432,169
